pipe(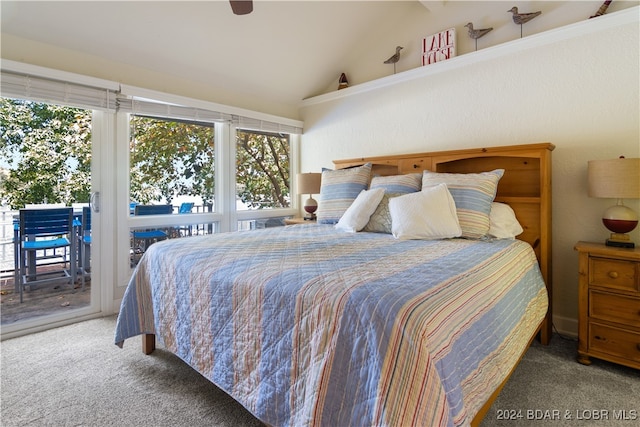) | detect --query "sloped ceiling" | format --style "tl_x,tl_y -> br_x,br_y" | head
6,1 -> 633,118
1,1 -> 428,115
